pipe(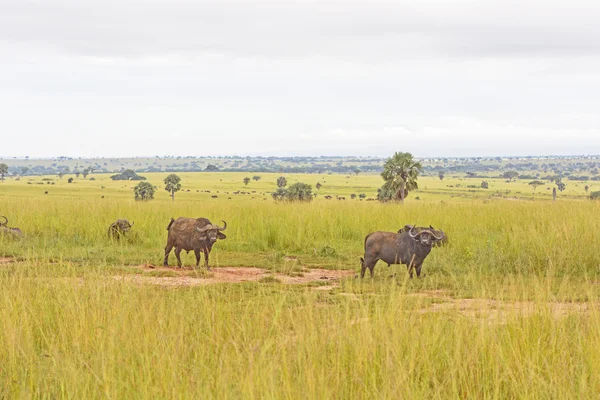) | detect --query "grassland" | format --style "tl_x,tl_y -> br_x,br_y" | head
1,172 -> 600,398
